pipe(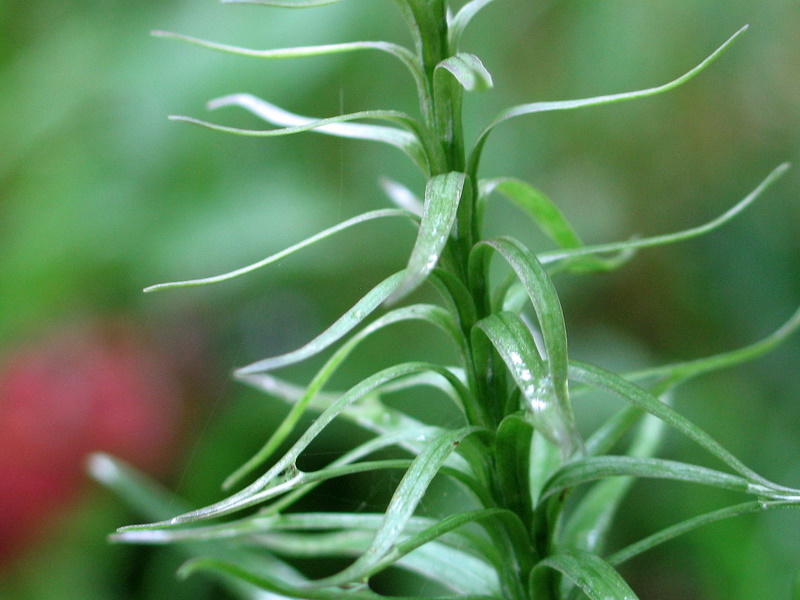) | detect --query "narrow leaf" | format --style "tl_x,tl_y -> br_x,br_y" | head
568,360 -> 783,490
257,528 -> 501,596
560,408 -> 667,554
309,426 -> 478,588
88,453 -> 189,521
474,312 -> 581,457
179,557 -> 377,600
152,30 -> 416,69
531,550 -> 639,600
171,102 -> 431,174
208,94 -> 430,173
180,555 -> 499,600
381,177 -> 424,216
235,272 -> 405,375
471,237 -> 583,455
480,177 -> 582,249
478,178 -> 637,276
227,304 -> 466,489
386,172 -> 467,304
240,371 -> 455,459
469,26 -> 749,177
449,0 -> 496,48
144,209 -> 415,292
495,414 -> 535,526
541,456 -> 752,501
607,500 -> 797,567
625,302 -> 800,391
539,163 -> 790,267
435,53 -> 493,92
120,362 -> 470,527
